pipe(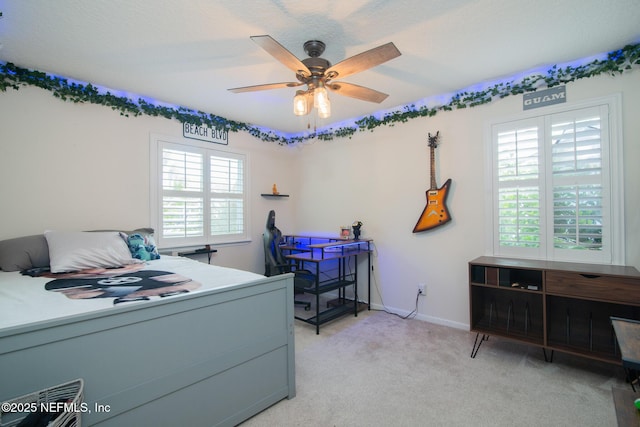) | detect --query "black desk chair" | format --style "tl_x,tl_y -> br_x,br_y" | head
263,210 -> 312,311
